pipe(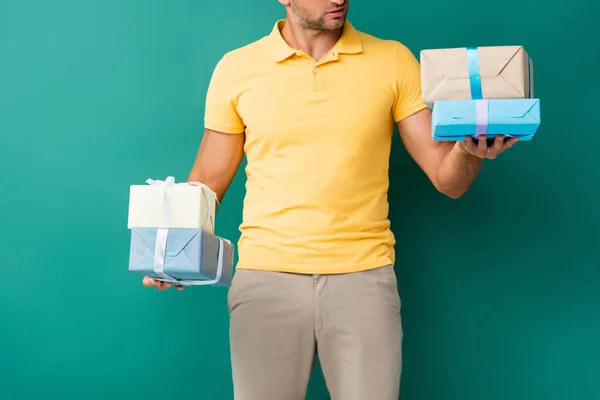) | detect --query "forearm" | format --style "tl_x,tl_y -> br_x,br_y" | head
187,155 -> 239,202
187,169 -> 235,204
436,142 -> 483,199
186,129 -> 245,203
